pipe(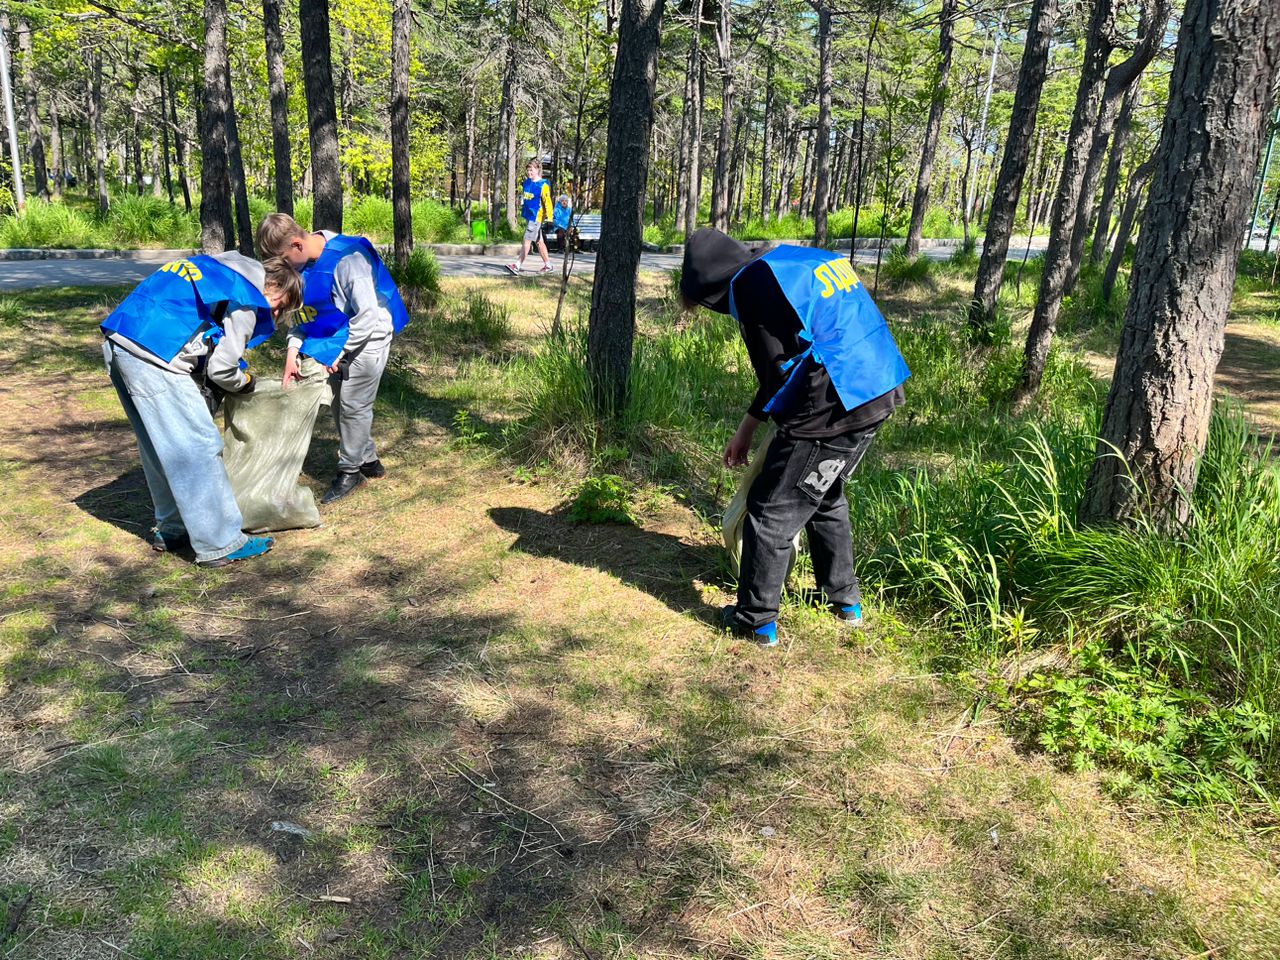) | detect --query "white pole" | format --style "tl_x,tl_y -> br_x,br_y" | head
966,12 -> 1003,225
0,13 -> 25,211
